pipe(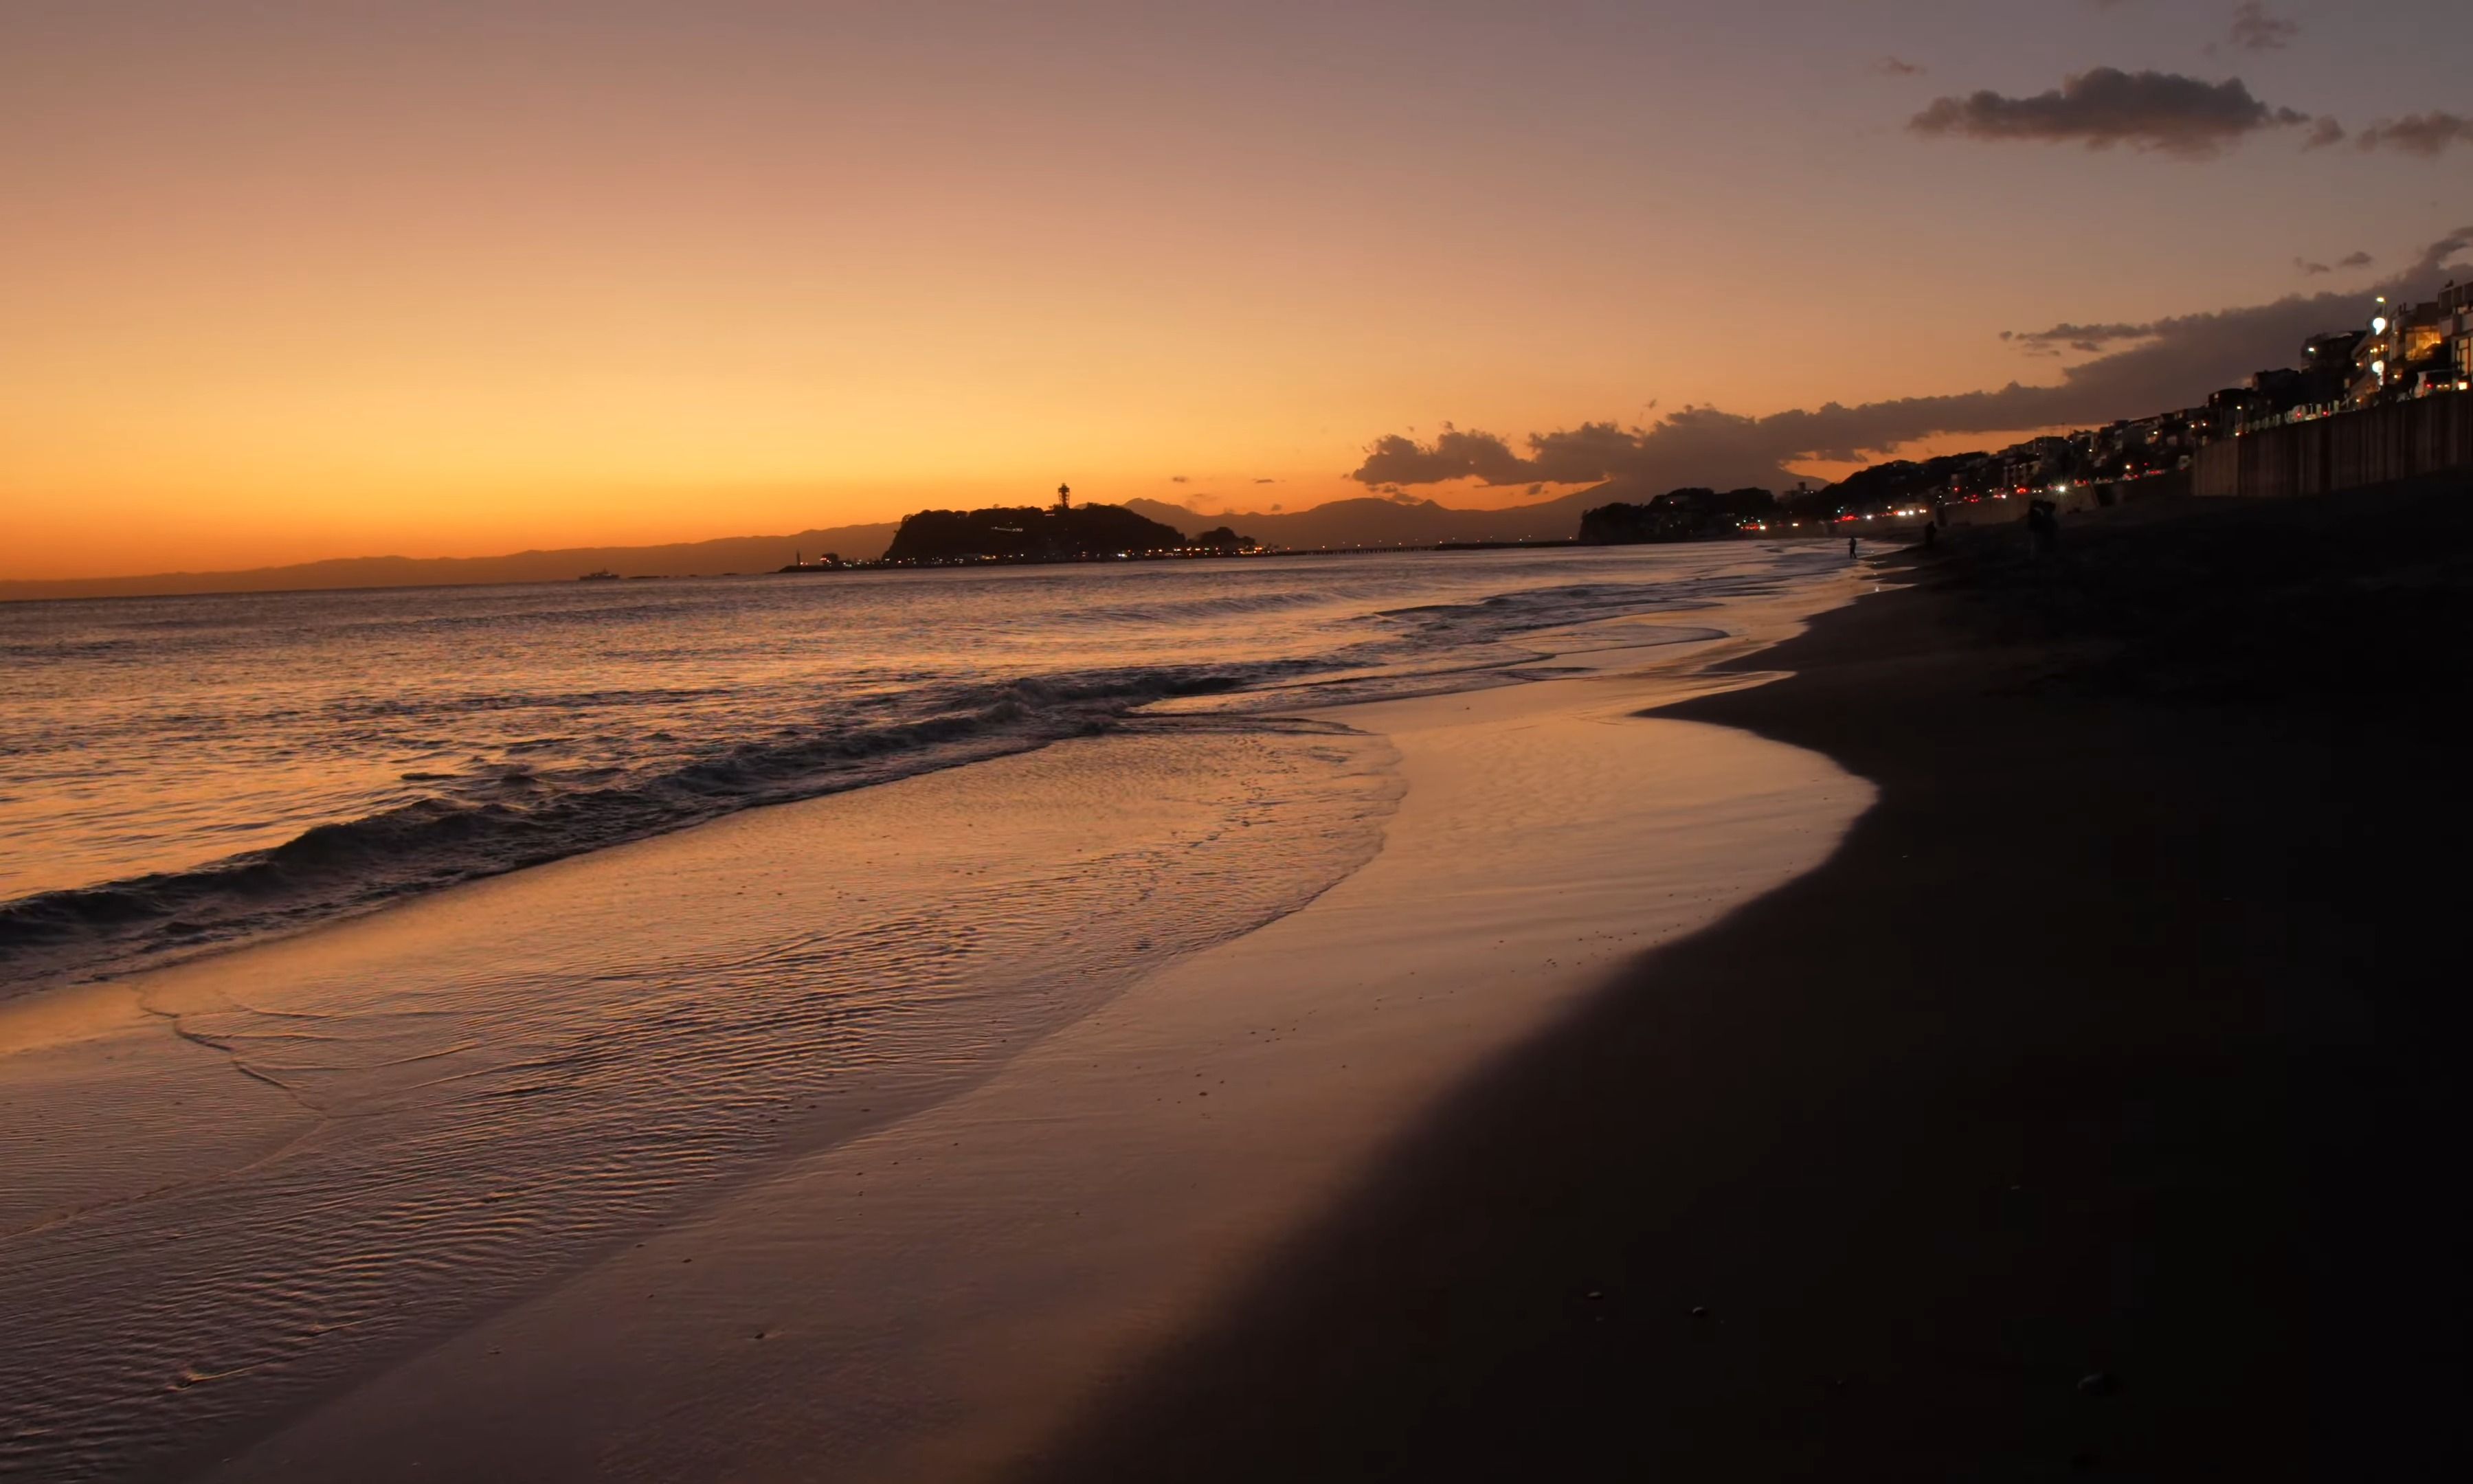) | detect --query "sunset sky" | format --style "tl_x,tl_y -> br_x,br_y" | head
5,0 -> 2469,578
